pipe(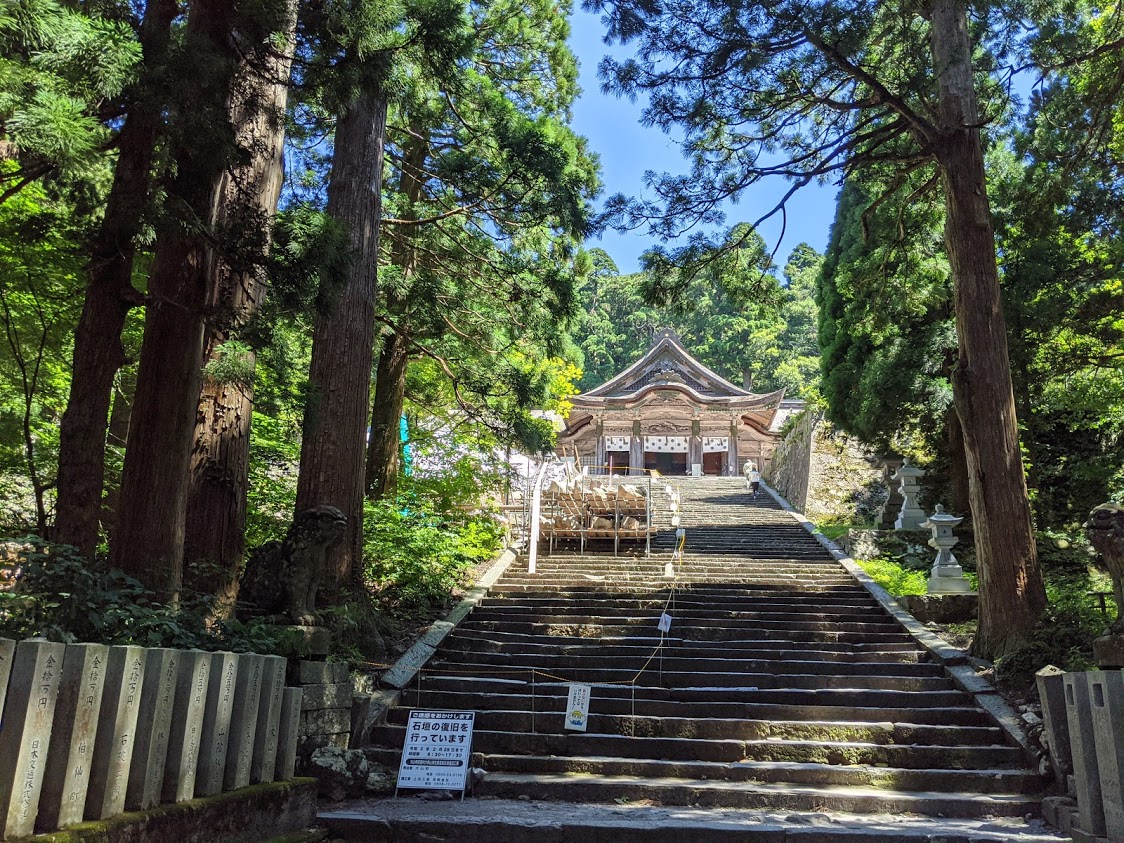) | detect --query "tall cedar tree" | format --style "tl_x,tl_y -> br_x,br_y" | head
54,0 -> 178,558
366,0 -> 598,500
590,0 -> 1047,657
182,0 -> 298,606
294,0 -> 472,589
112,1 -> 292,600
